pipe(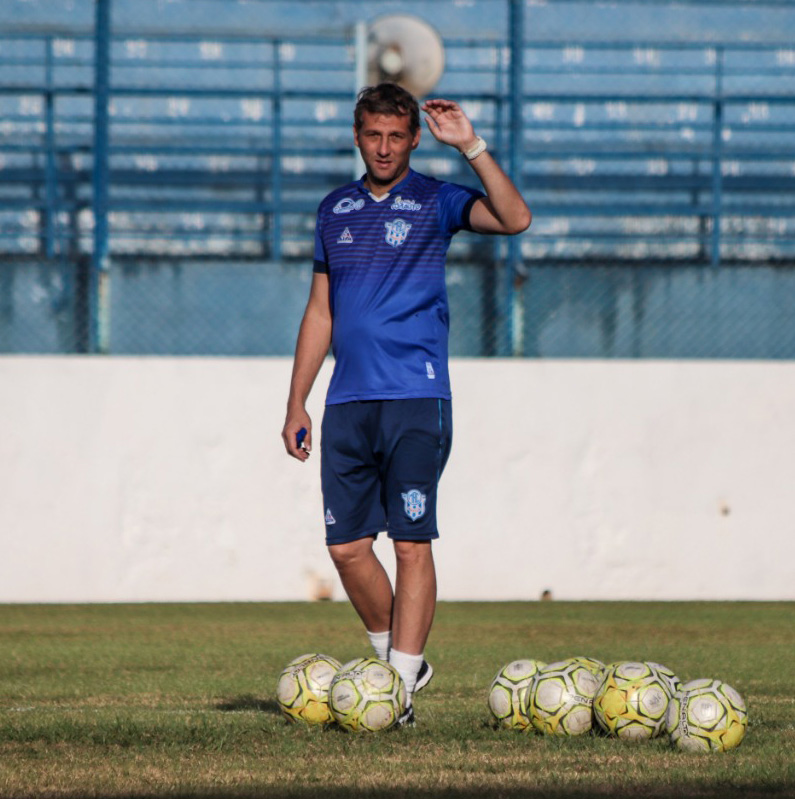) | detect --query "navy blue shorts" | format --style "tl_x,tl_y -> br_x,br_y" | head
320,398 -> 453,546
